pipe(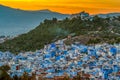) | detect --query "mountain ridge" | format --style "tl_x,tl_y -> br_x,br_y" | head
0,4 -> 69,36
0,4 -> 68,14
1,4 -> 120,15
0,4 -> 120,37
